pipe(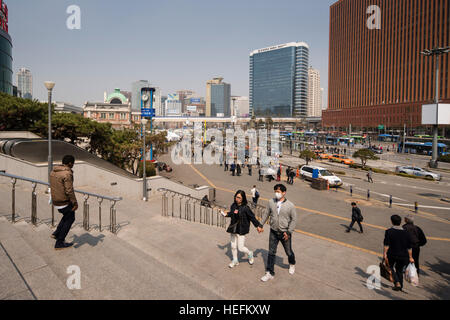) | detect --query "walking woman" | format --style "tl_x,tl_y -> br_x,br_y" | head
221,190 -> 264,268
